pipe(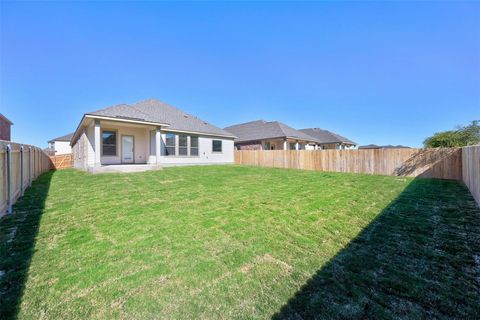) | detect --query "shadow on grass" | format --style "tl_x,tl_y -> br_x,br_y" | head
273,178 -> 480,319
0,171 -> 54,320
